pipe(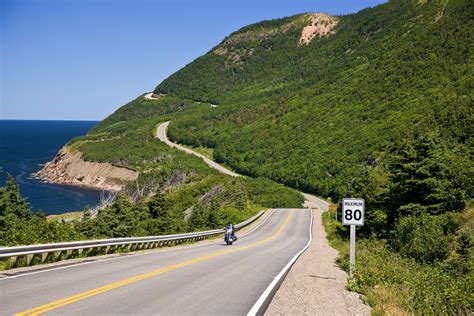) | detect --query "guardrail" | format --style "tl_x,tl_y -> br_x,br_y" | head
0,210 -> 265,270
